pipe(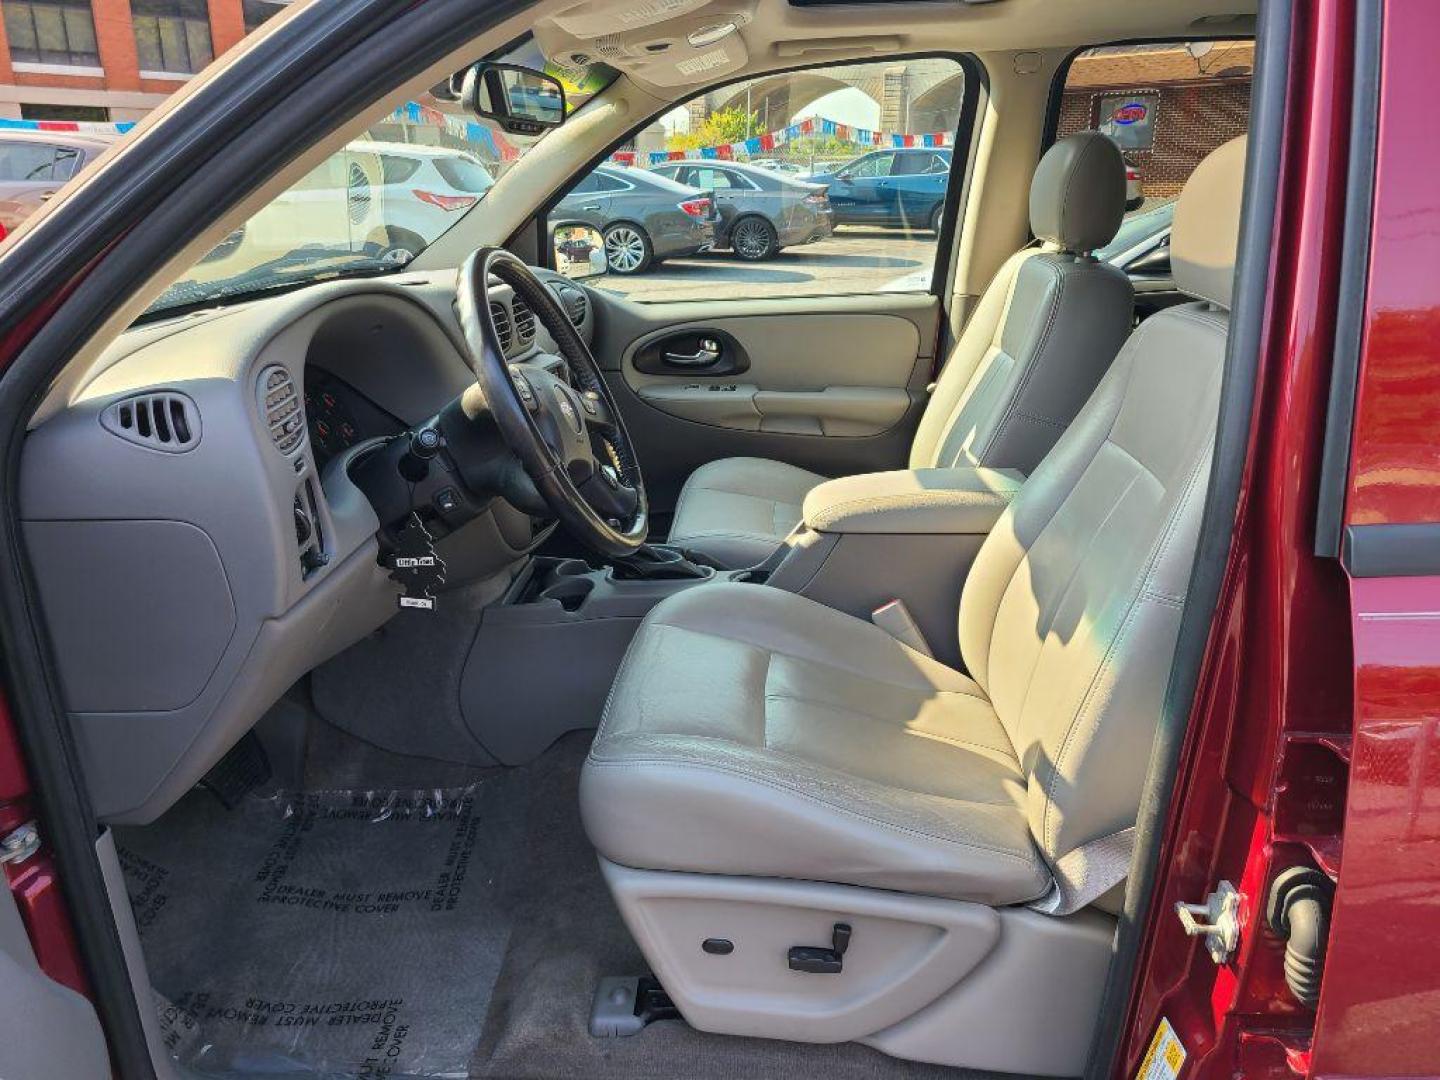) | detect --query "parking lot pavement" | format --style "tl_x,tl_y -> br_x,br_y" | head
594,226 -> 939,303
